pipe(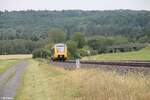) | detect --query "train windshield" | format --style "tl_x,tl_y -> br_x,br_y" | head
56,46 -> 65,53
